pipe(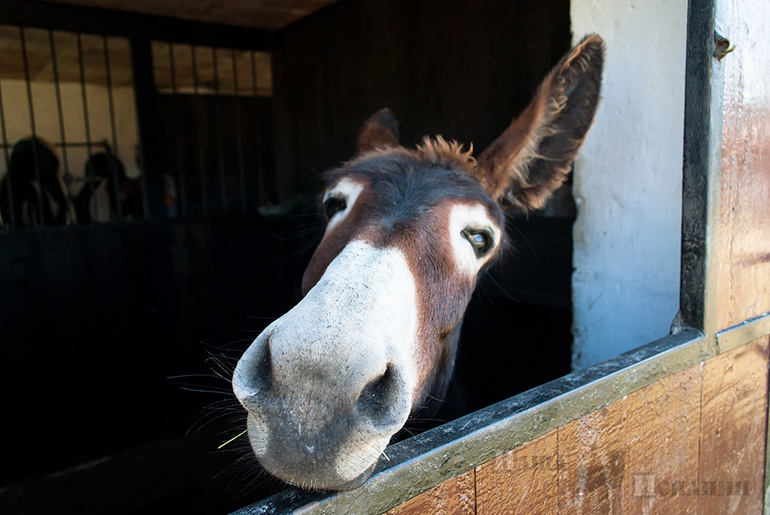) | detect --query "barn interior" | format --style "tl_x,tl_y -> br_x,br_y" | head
0,0 -> 575,512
